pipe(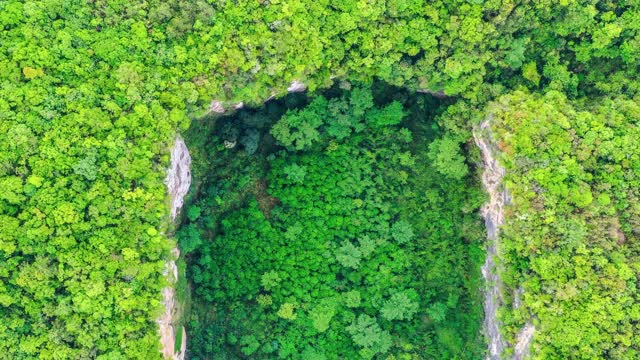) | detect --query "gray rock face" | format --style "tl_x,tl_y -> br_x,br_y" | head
474,118 -> 509,360
287,80 -> 307,92
514,322 -> 535,360
474,118 -> 535,360
209,100 -> 226,114
165,137 -> 192,220
416,89 -> 447,99
159,136 -> 192,360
